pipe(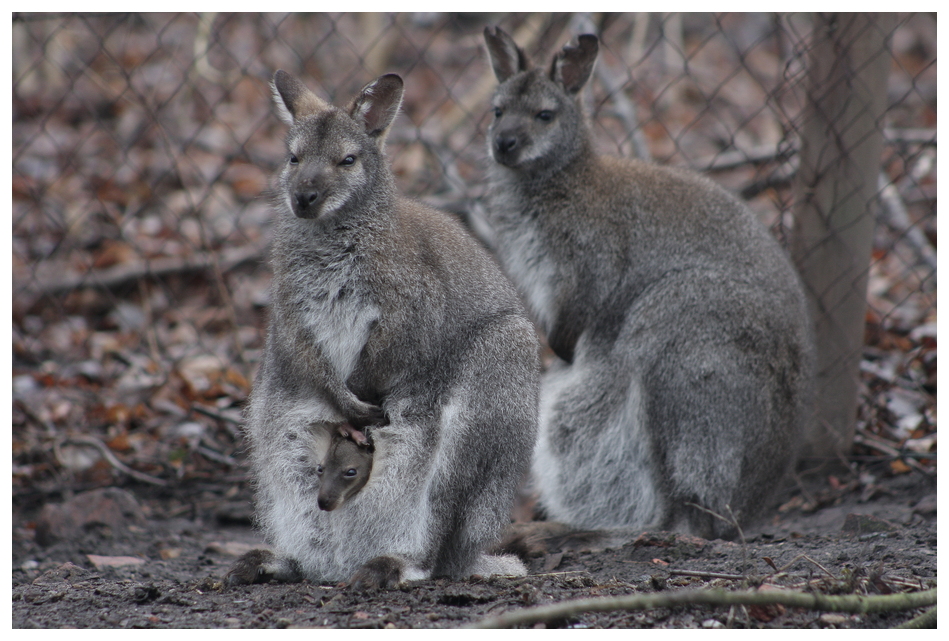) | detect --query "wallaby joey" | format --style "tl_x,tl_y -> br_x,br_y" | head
316,423 -> 373,513
482,27 -> 814,539
225,70 -> 539,590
